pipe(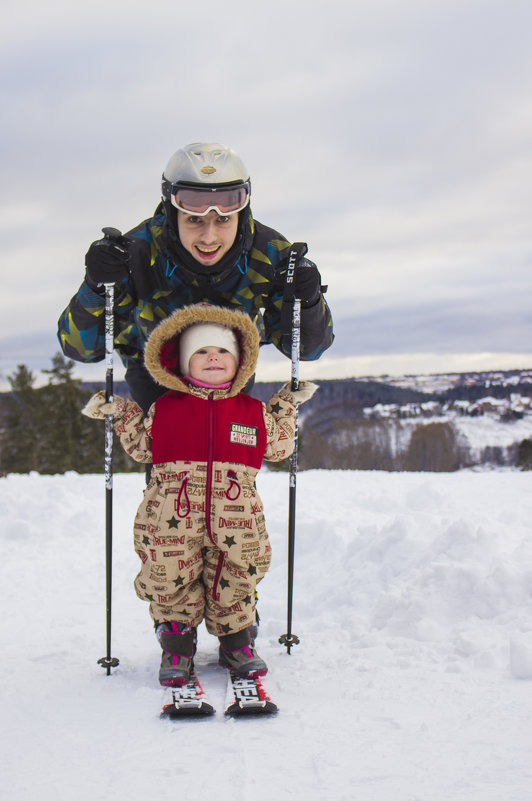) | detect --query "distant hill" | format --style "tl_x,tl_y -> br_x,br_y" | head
3,369 -> 529,473
86,369 -> 532,415
84,369 -> 532,472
